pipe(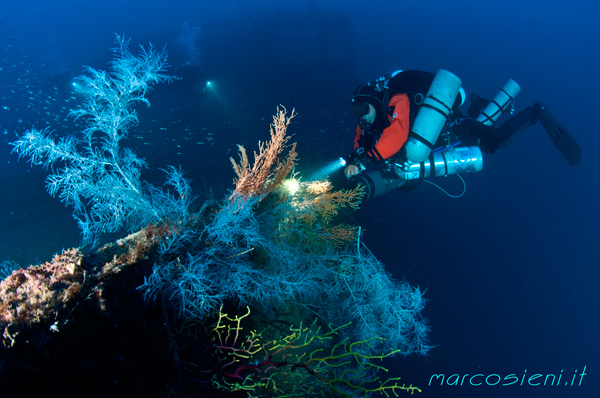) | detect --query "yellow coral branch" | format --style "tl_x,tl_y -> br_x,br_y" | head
210,306 -> 420,396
